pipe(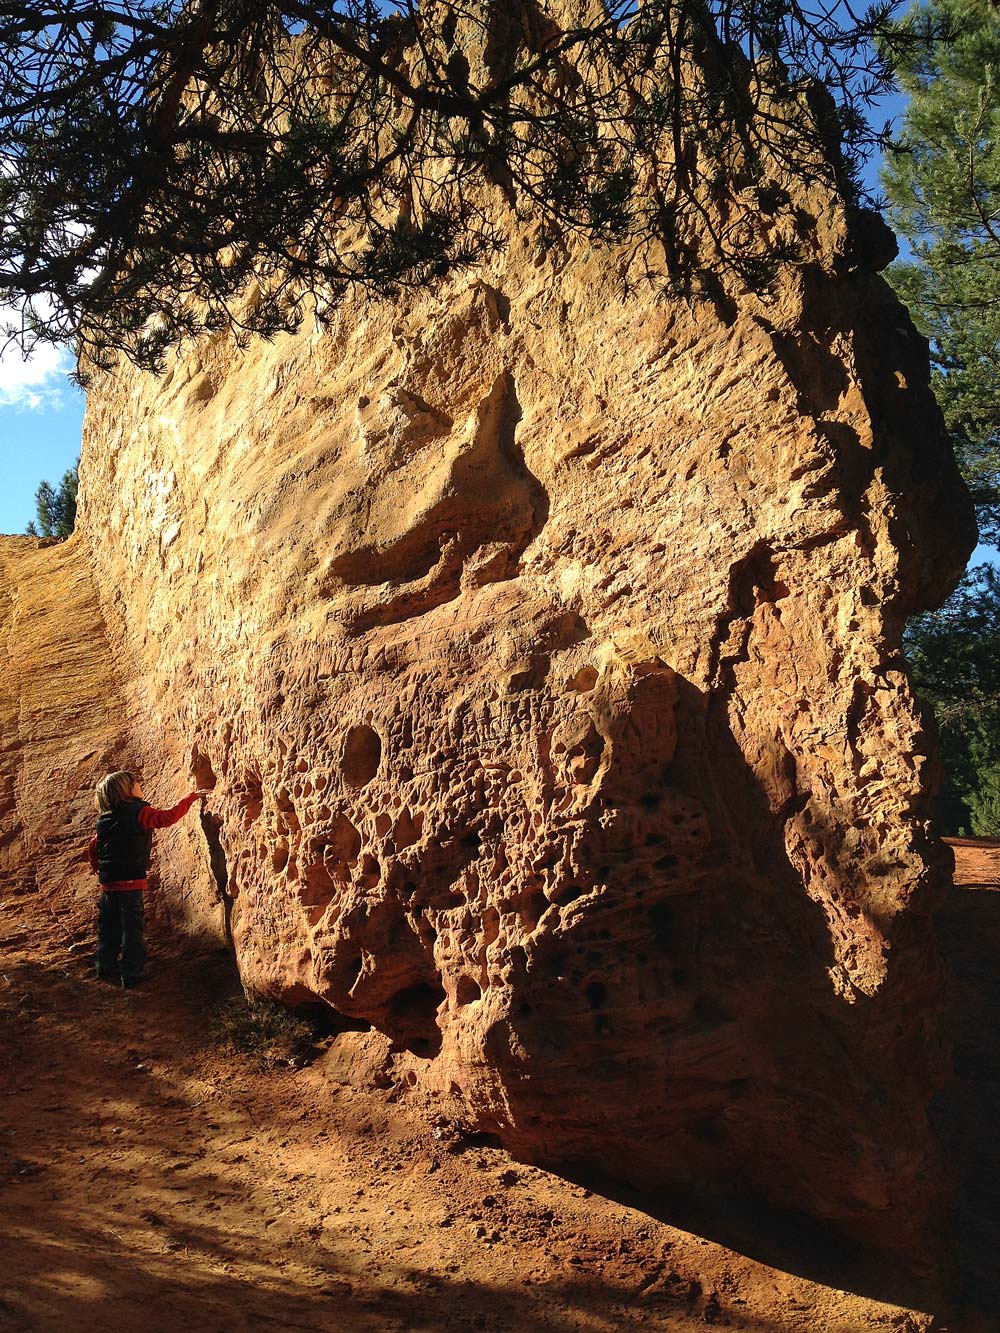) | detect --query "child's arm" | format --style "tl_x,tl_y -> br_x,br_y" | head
87,835 -> 99,875
138,790 -> 211,831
